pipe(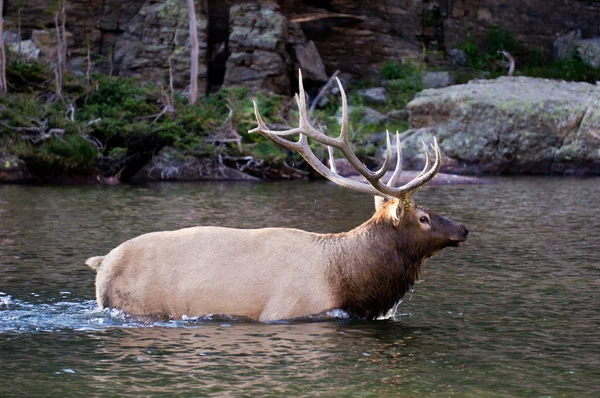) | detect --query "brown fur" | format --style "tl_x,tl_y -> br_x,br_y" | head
322,201 -> 467,319
88,199 -> 467,321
